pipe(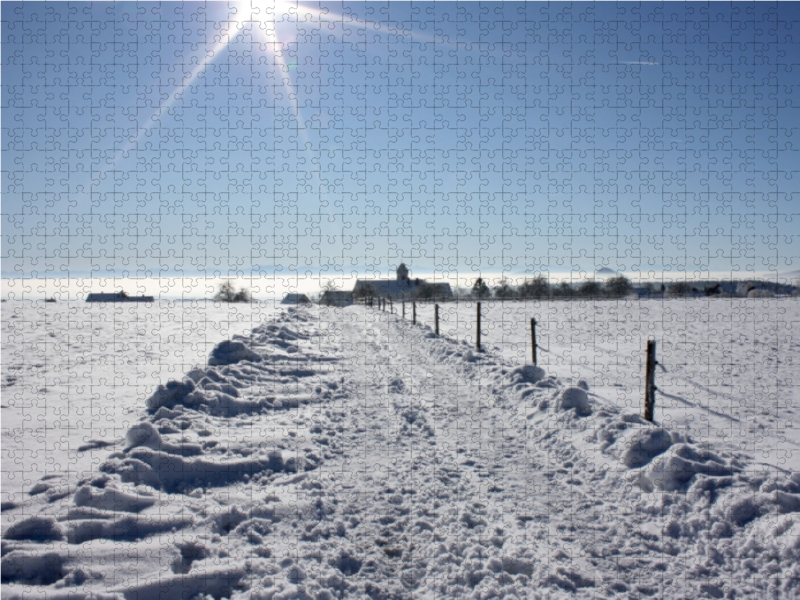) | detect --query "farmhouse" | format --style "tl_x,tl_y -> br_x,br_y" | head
86,291 -> 154,302
352,264 -> 452,301
281,293 -> 311,305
